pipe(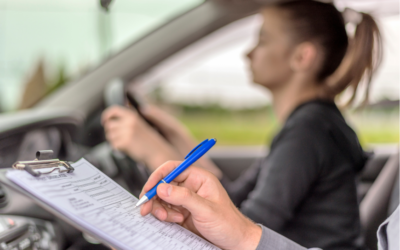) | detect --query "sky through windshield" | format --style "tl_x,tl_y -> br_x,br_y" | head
0,0 -> 203,112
